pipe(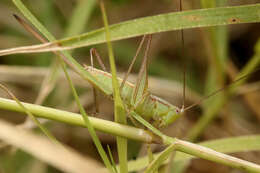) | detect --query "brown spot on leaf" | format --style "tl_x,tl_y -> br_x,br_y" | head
228,17 -> 241,24
183,15 -> 201,21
